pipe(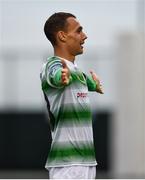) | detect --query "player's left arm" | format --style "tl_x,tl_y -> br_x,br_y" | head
85,70 -> 104,94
